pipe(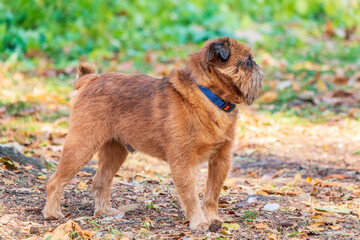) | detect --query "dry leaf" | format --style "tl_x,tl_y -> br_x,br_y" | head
310,222 -> 325,227
3,179 -> 14,185
306,225 -> 324,234
38,175 -> 47,180
306,222 -> 325,234
24,165 -> 33,171
268,233 -> 277,240
95,210 -> 101,217
294,172 -> 302,181
254,222 -> 269,229
323,174 -> 349,180
314,206 -> 350,214
260,91 -> 278,103
43,219 -> 96,240
0,156 -> 19,170
77,171 -> 92,177
328,225 -> 341,230
77,181 -> 88,190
